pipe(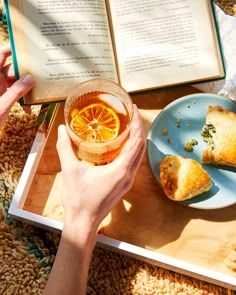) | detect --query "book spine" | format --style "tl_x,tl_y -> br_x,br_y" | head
3,0 -> 23,104
210,0 -> 226,77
